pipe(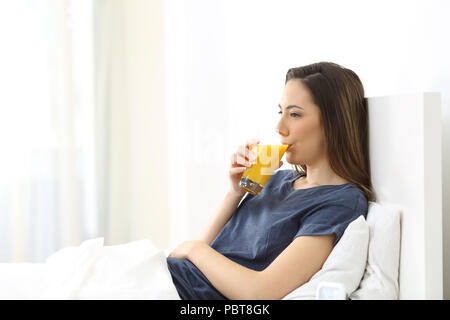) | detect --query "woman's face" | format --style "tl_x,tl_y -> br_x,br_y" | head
276,79 -> 327,165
